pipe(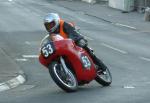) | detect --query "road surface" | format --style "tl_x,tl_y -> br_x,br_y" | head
0,0 -> 150,103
